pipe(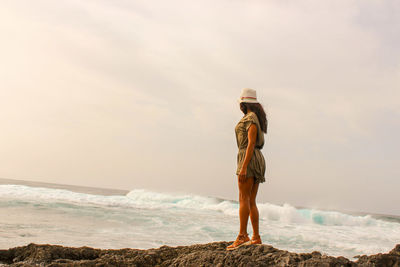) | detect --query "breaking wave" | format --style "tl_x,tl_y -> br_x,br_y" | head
0,184 -> 398,227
